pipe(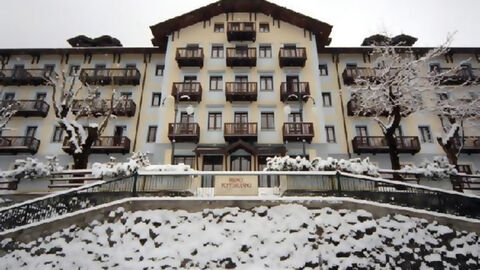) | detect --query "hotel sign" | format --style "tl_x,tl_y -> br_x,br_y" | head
214,175 -> 258,196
